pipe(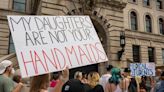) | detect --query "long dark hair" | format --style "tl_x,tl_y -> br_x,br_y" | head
30,74 -> 50,92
